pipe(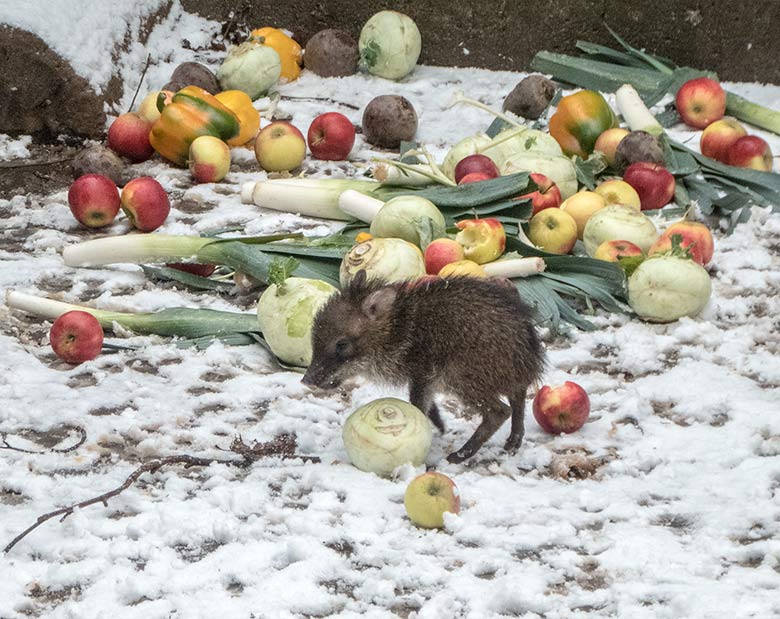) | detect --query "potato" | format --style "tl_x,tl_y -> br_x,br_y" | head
304,29 -> 359,77
71,145 -> 128,186
613,131 -> 664,172
362,95 -> 417,149
503,75 -> 555,119
168,62 -> 220,94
